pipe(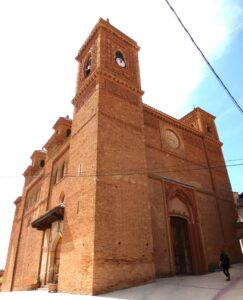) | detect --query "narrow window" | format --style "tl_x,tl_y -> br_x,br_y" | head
84,56 -> 92,77
60,194 -> 65,204
40,160 -> 45,167
66,129 -> 71,137
54,169 -> 58,184
206,124 -> 212,133
61,163 -> 65,179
